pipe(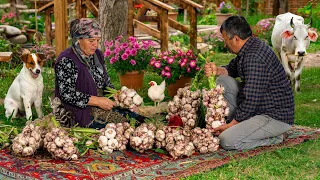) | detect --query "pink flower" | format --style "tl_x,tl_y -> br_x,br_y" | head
133,43 -> 140,49
186,50 -> 193,57
128,36 -> 137,43
186,67 -> 191,73
164,66 -> 171,71
125,48 -> 131,55
8,12 -> 15,18
161,69 -> 167,77
110,57 -> 117,64
130,49 -> 137,56
104,49 -> 112,57
195,66 -> 200,71
189,60 -> 197,68
121,42 -> 128,48
165,71 -> 172,78
154,61 -> 162,68
130,59 -> 136,65
2,15 -> 7,20
149,57 -> 156,65
180,62 -> 186,67
182,58 -> 188,63
121,53 -> 129,60
167,57 -> 174,64
162,55 -> 168,60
